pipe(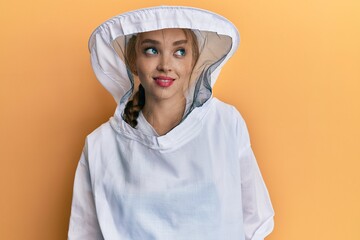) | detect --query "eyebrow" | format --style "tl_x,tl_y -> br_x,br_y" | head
140,39 -> 188,46
173,40 -> 188,46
